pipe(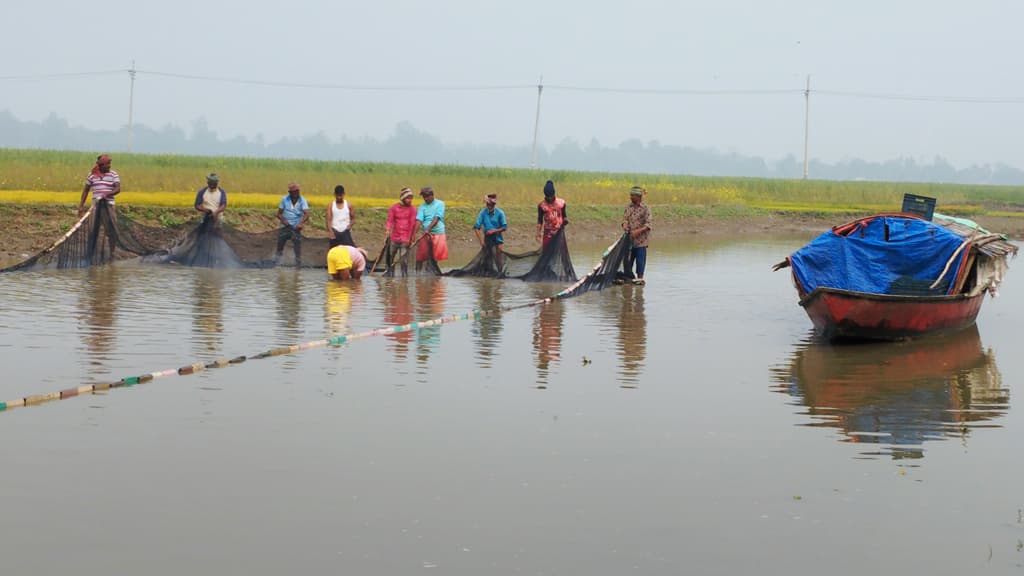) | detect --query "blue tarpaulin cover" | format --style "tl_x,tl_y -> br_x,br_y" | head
789,215 -> 967,296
